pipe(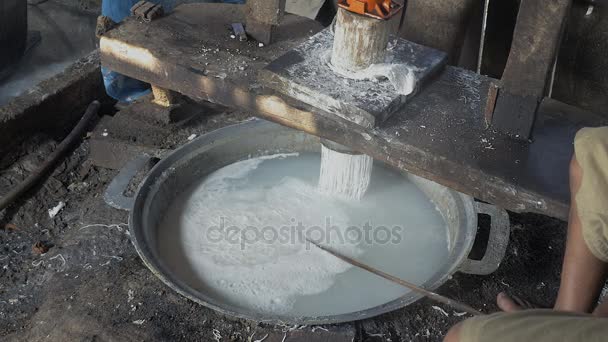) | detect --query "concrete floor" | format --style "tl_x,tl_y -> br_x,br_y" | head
0,1 -> 98,106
